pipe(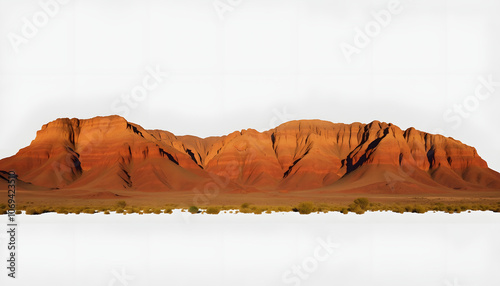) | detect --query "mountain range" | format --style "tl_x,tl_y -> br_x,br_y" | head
1,115 -> 499,200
